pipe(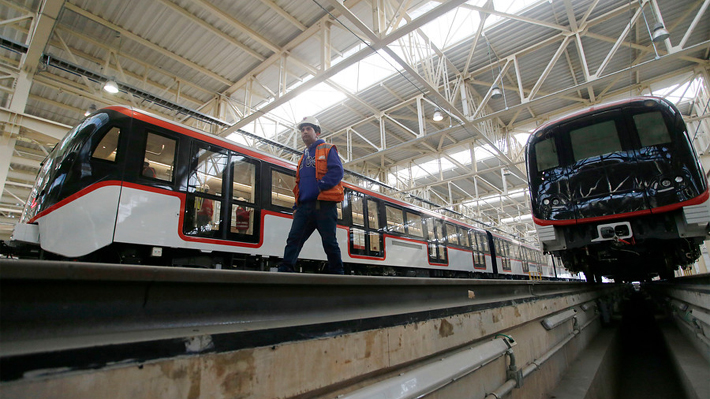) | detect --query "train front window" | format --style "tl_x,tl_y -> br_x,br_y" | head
634,112 -> 671,147
534,137 -> 558,171
91,127 -> 121,162
569,120 -> 621,161
144,132 -> 176,182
